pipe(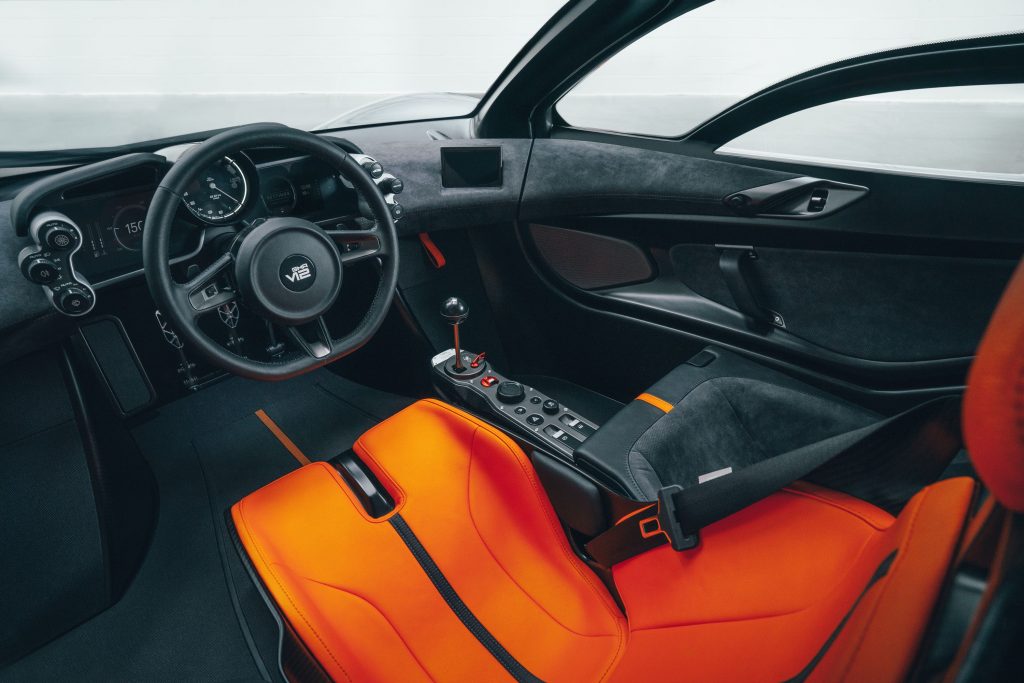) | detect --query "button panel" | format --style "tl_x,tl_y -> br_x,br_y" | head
18,211 -> 96,317
431,348 -> 601,461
